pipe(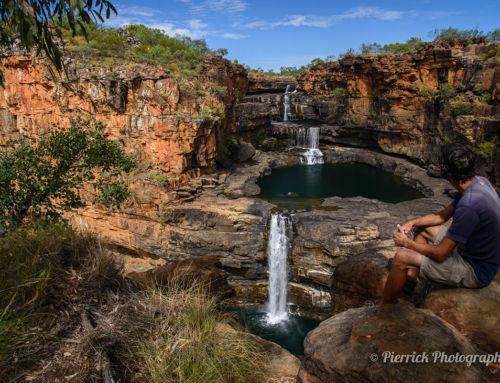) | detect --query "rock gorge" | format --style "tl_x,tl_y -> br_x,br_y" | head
1,39 -> 500,380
